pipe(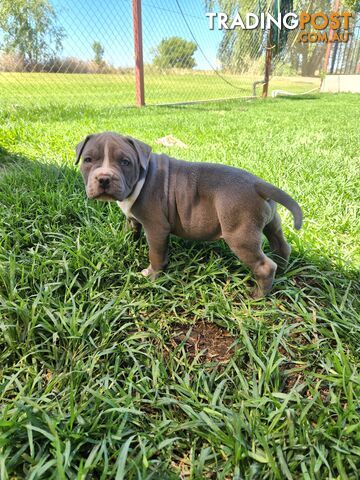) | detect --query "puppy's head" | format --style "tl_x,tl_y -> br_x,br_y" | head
75,132 -> 151,202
